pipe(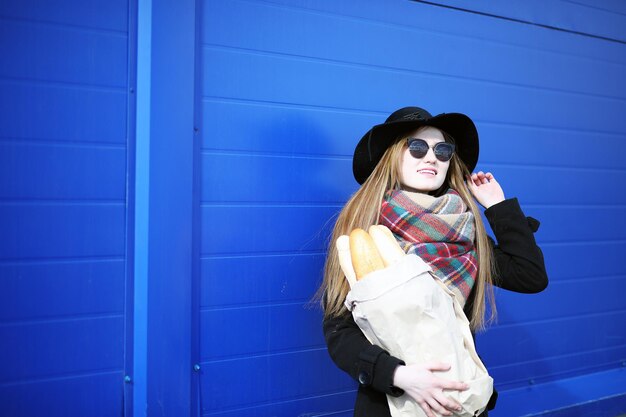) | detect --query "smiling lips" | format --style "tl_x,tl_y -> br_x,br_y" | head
417,169 -> 438,176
